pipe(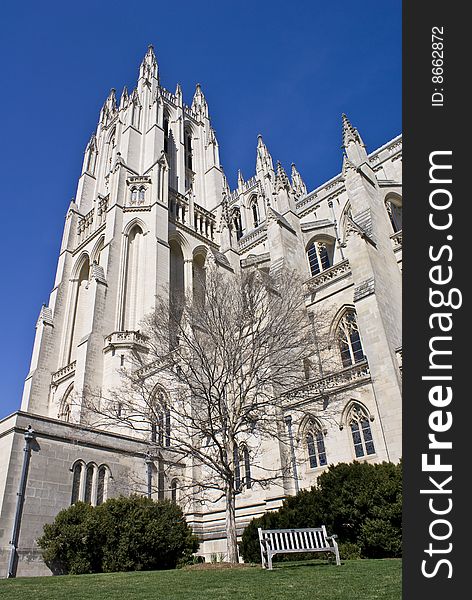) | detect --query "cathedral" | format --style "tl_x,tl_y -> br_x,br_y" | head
0,46 -> 402,576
